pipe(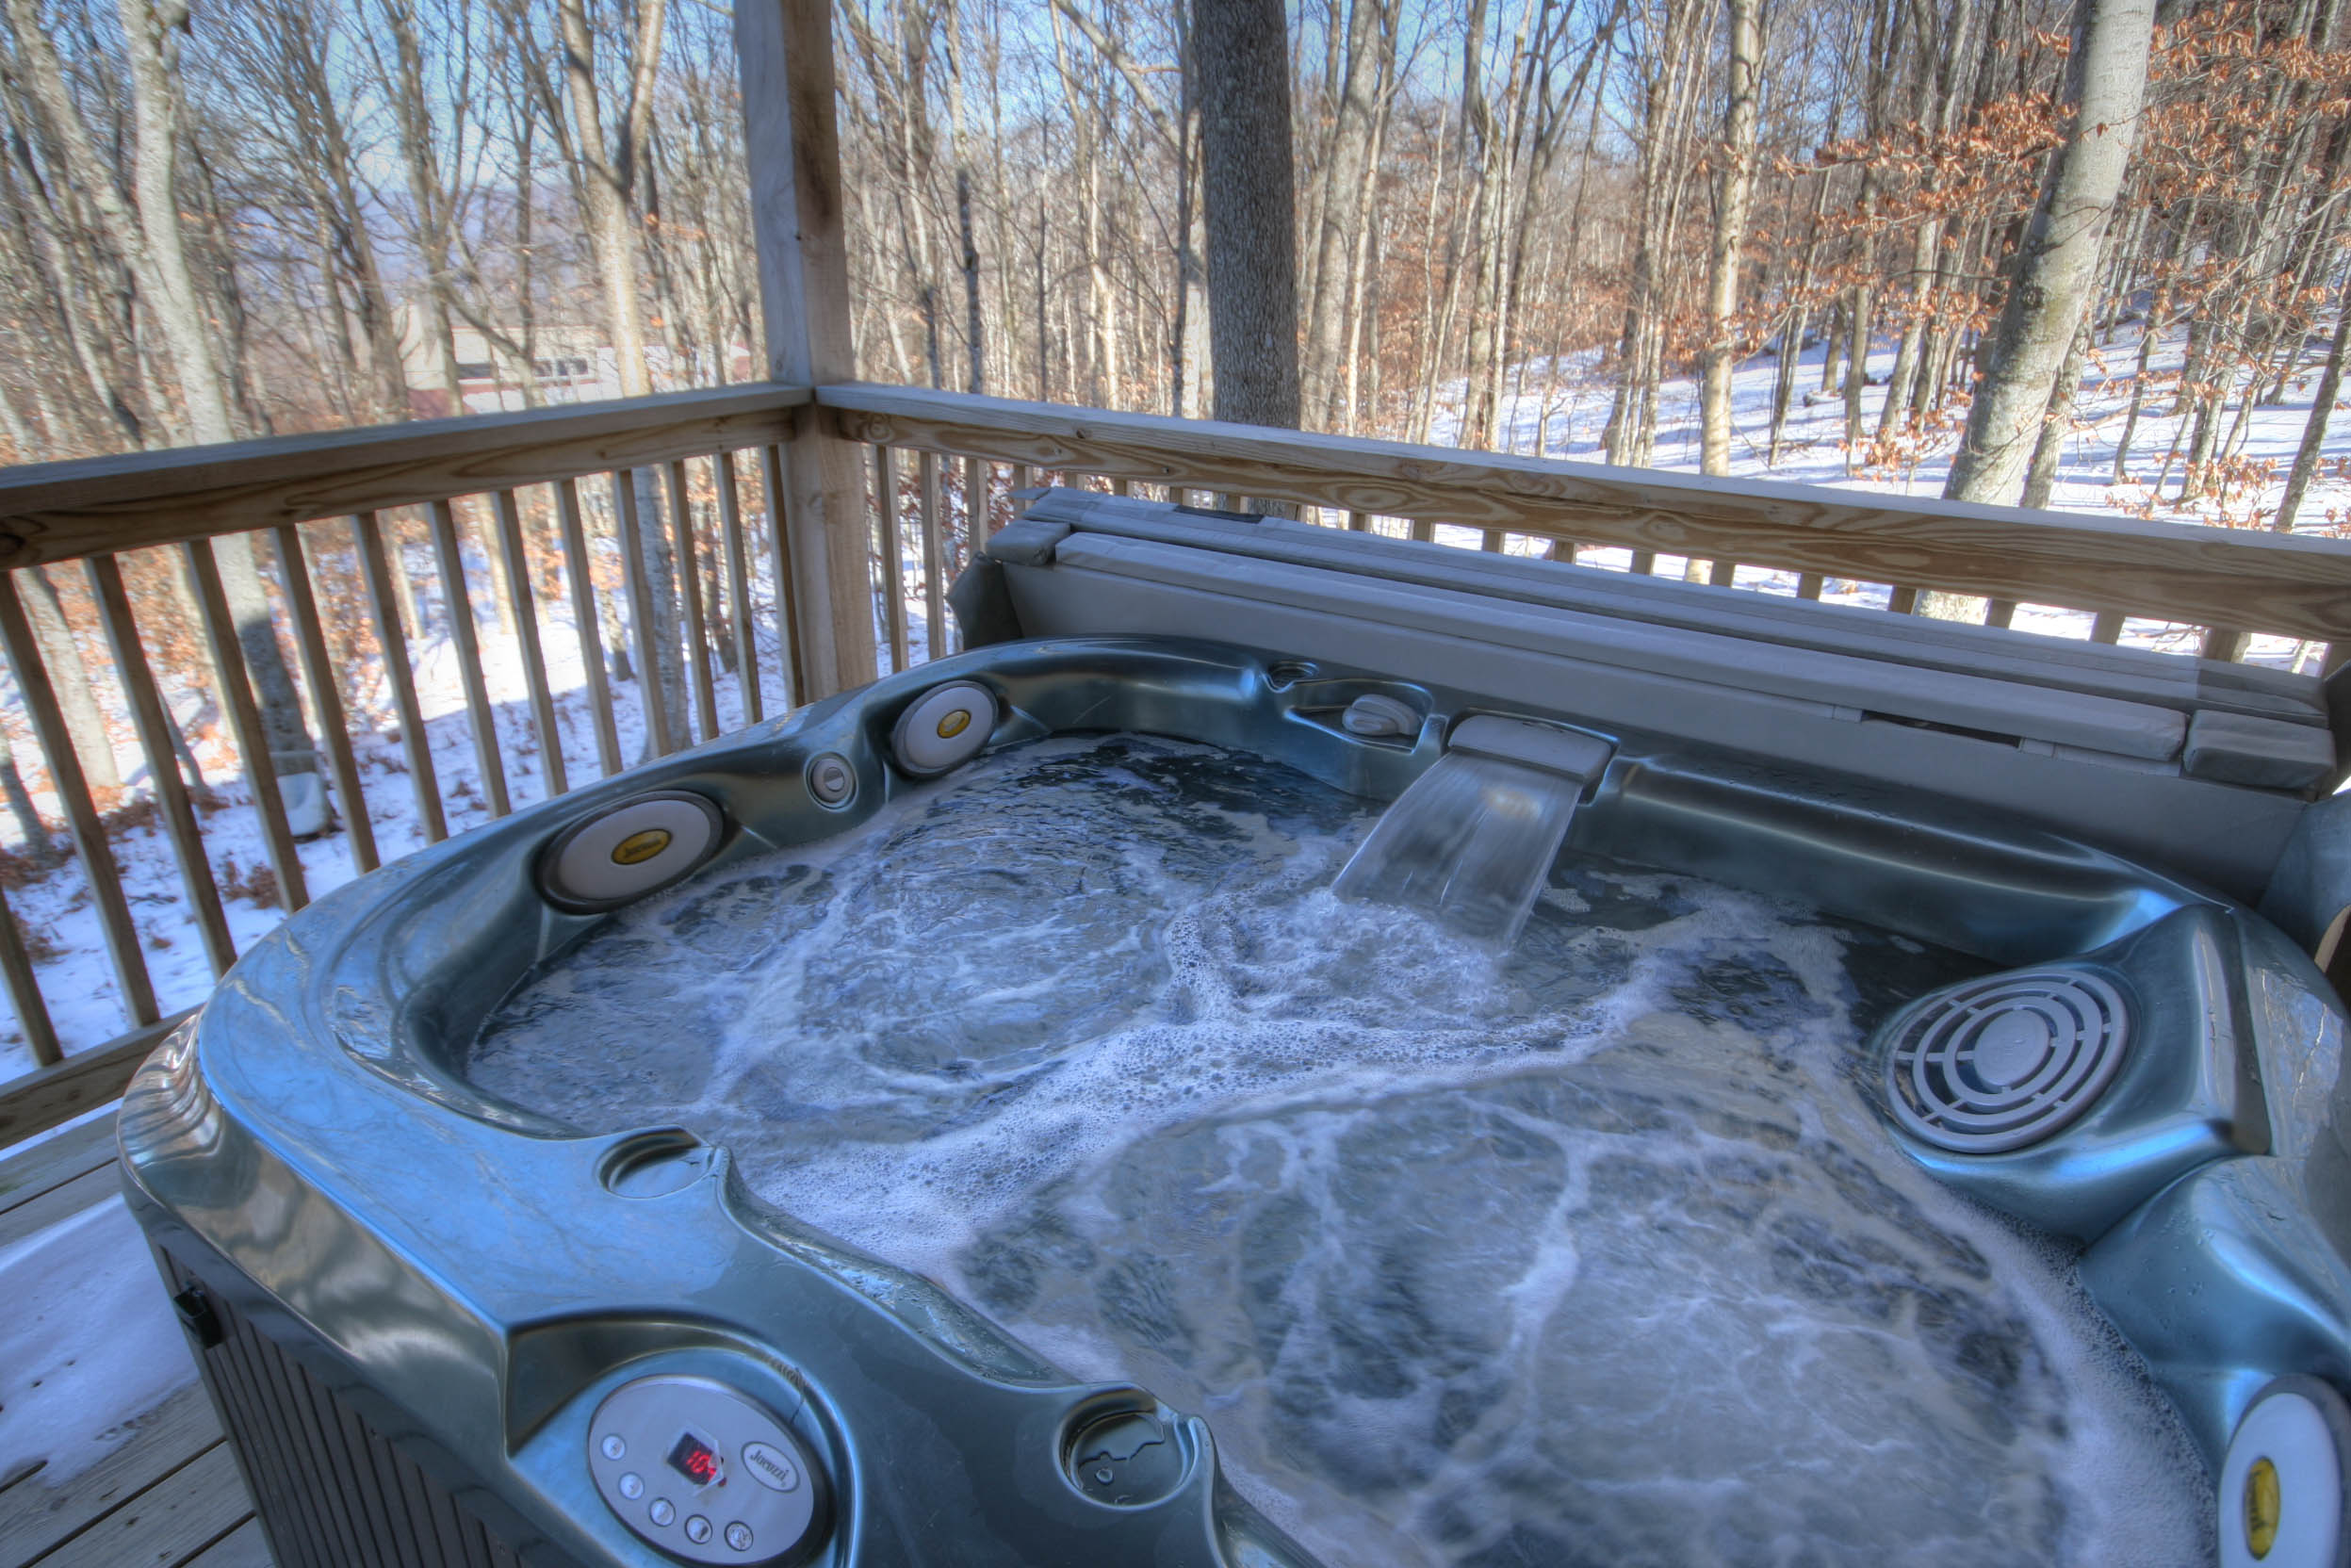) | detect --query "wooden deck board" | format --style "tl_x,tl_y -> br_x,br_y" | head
0,1385 -> 221,1561
0,1113 -> 116,1216
183,1518 -> 272,1567
0,1109 -> 271,1567
31,1442 -> 252,1568
0,1164 -> 122,1250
